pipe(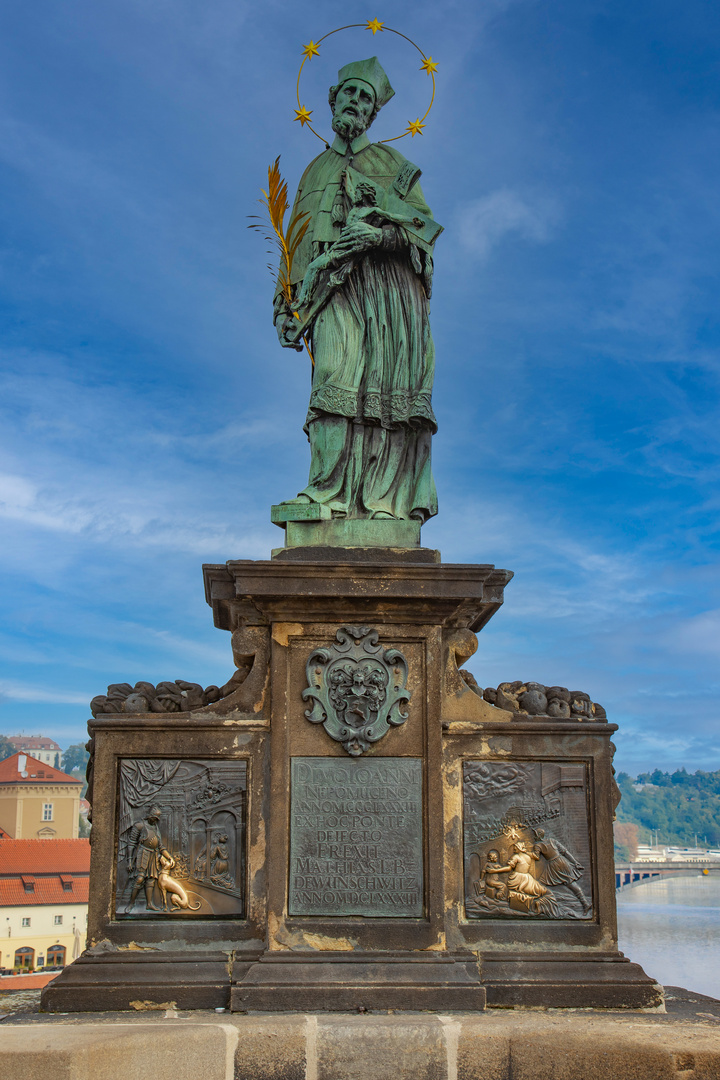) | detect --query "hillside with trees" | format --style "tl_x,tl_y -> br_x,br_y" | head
615,768 -> 720,850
